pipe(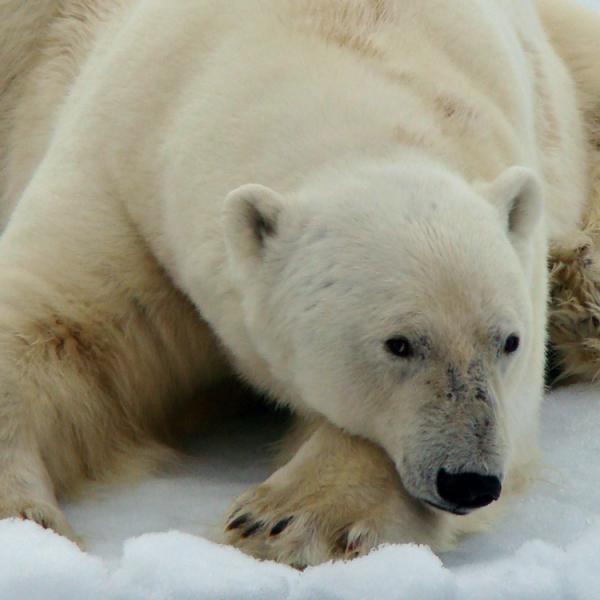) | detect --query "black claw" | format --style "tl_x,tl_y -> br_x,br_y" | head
241,521 -> 264,538
270,516 -> 294,536
227,513 -> 250,531
335,532 -> 349,553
